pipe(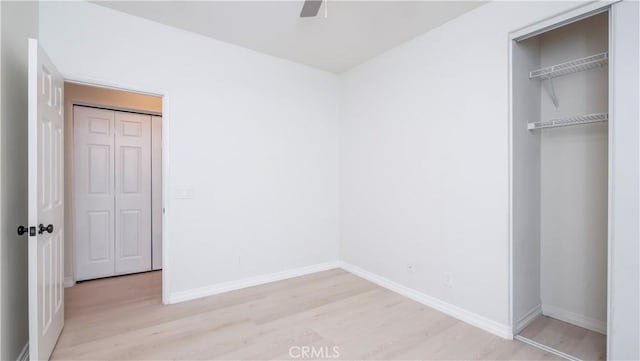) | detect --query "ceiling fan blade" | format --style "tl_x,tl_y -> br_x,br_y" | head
300,0 -> 323,17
